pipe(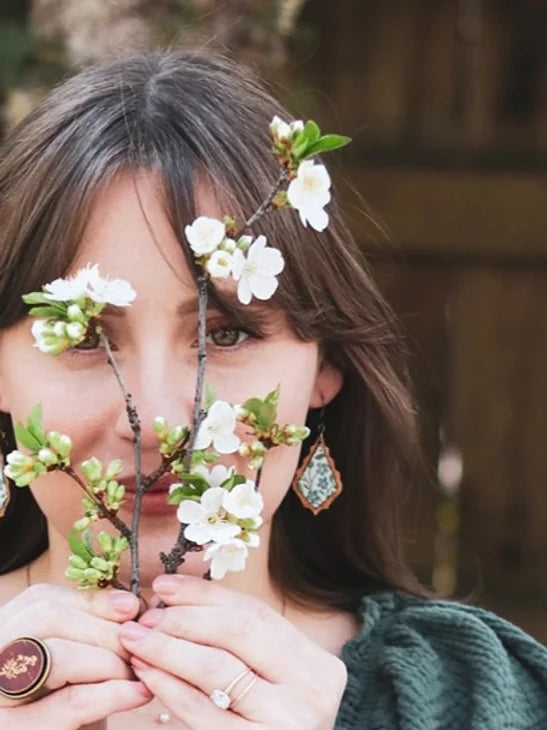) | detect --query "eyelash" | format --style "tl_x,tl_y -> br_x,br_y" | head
67,322 -> 261,357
